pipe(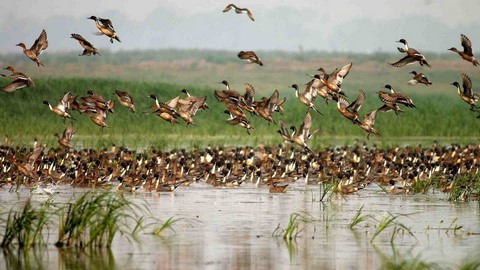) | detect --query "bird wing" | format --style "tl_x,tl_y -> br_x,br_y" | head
26,146 -> 44,171
299,111 -> 312,140
116,90 -> 134,104
337,96 -> 350,110
461,34 -> 474,56
378,91 -> 397,105
278,120 -> 290,138
461,73 -> 473,96
99,18 -> 115,31
59,92 -> 71,110
188,96 -> 206,116
31,29 -> 48,55
71,33 -> 86,42
63,122 -> 76,140
245,9 -> 255,21
166,96 -> 180,108
333,62 -> 352,85
347,90 -> 365,113
390,55 -> 417,67
1,78 -> 28,93
396,92 -> 416,108
244,83 -> 255,104
267,89 -> 279,112
363,110 -> 377,126
223,4 -> 236,12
